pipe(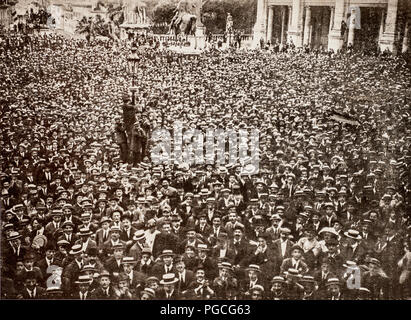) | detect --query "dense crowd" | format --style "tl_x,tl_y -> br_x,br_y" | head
0,33 -> 410,300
